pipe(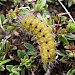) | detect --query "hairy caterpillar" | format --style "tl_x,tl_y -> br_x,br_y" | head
21,14 -> 56,63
